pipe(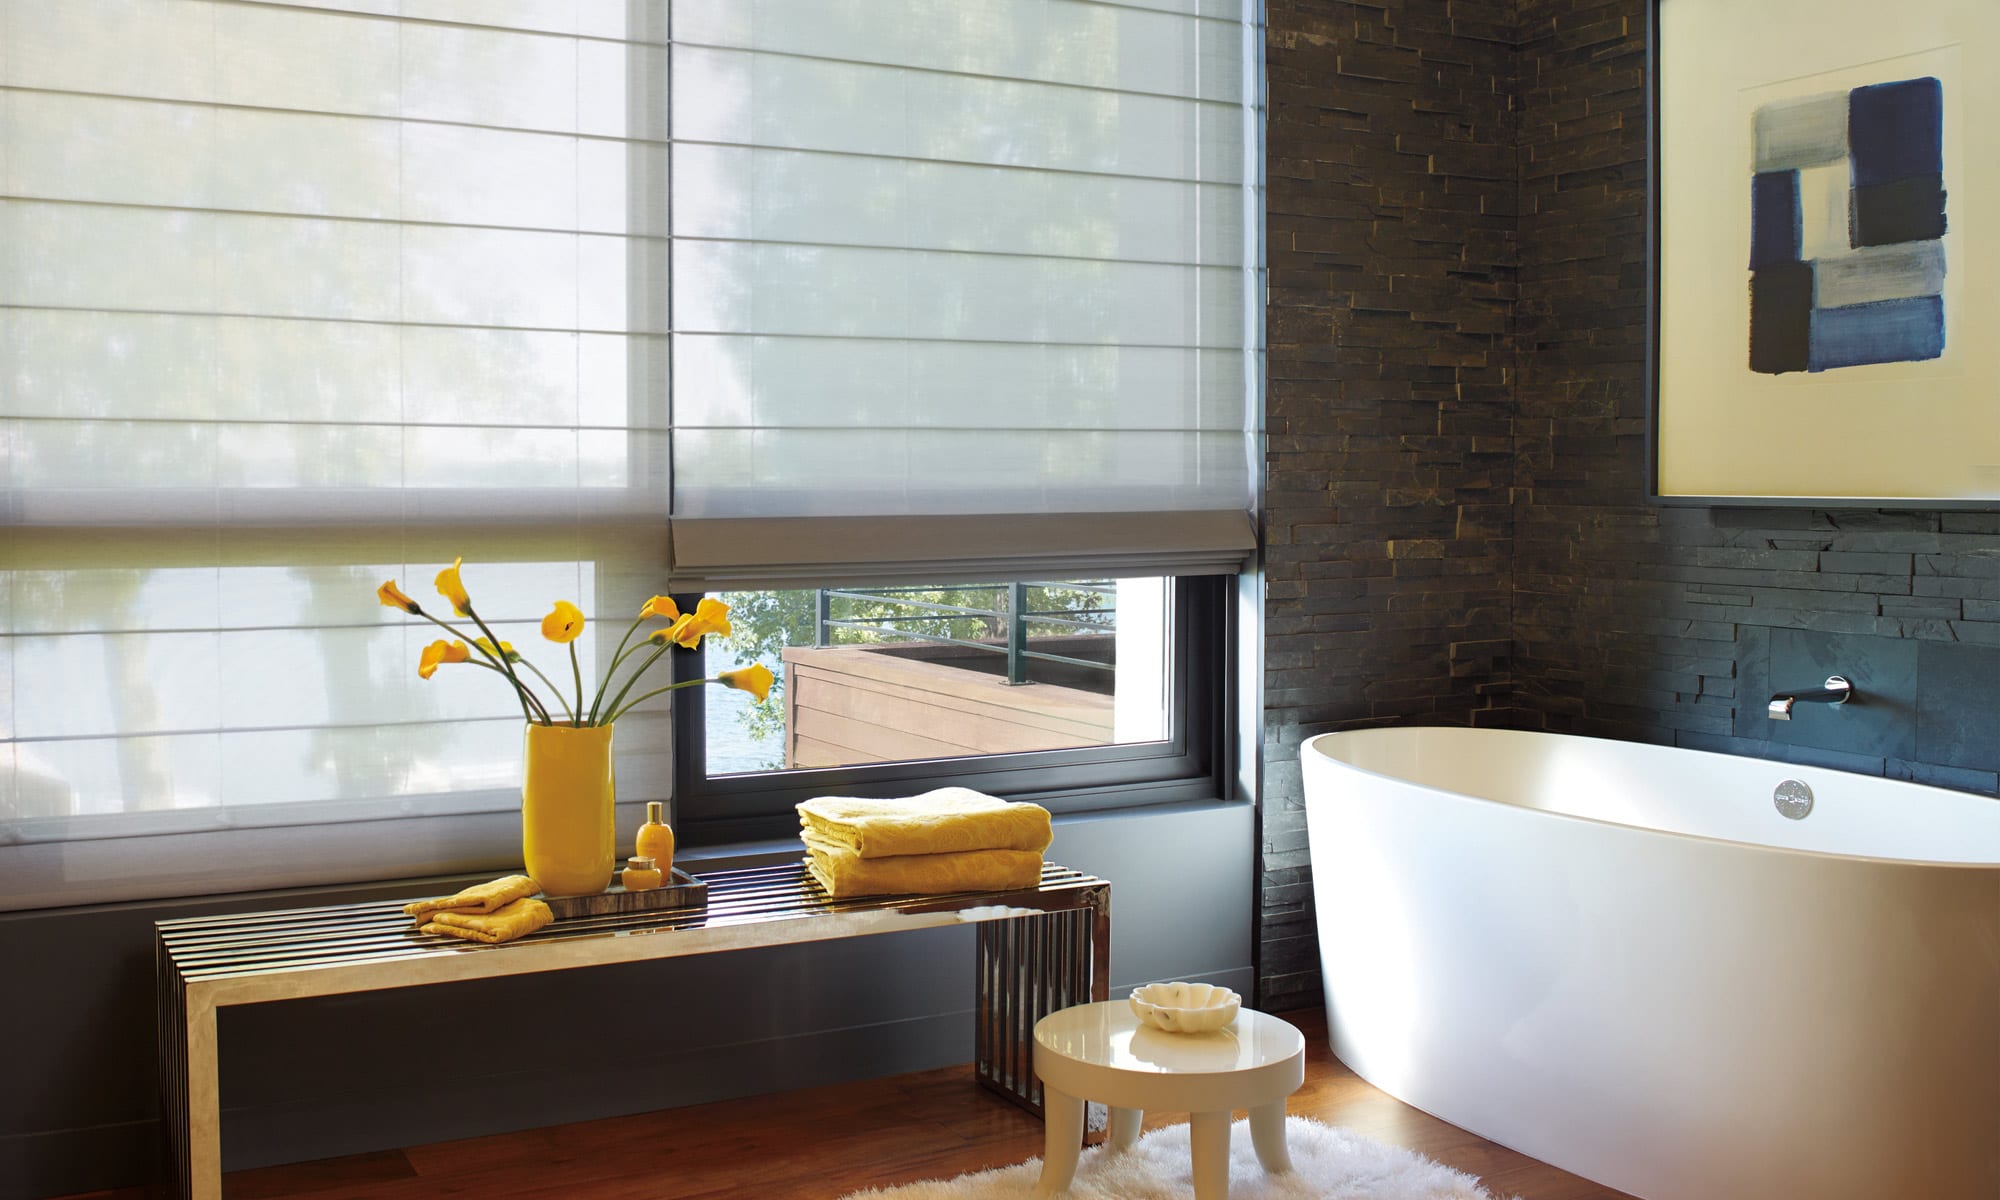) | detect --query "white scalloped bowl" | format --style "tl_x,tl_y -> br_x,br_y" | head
1129,981 -> 1241,1034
